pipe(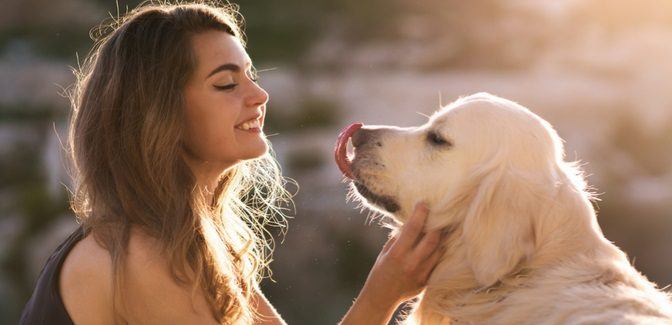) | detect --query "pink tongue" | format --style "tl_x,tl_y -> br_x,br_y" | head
334,123 -> 363,179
